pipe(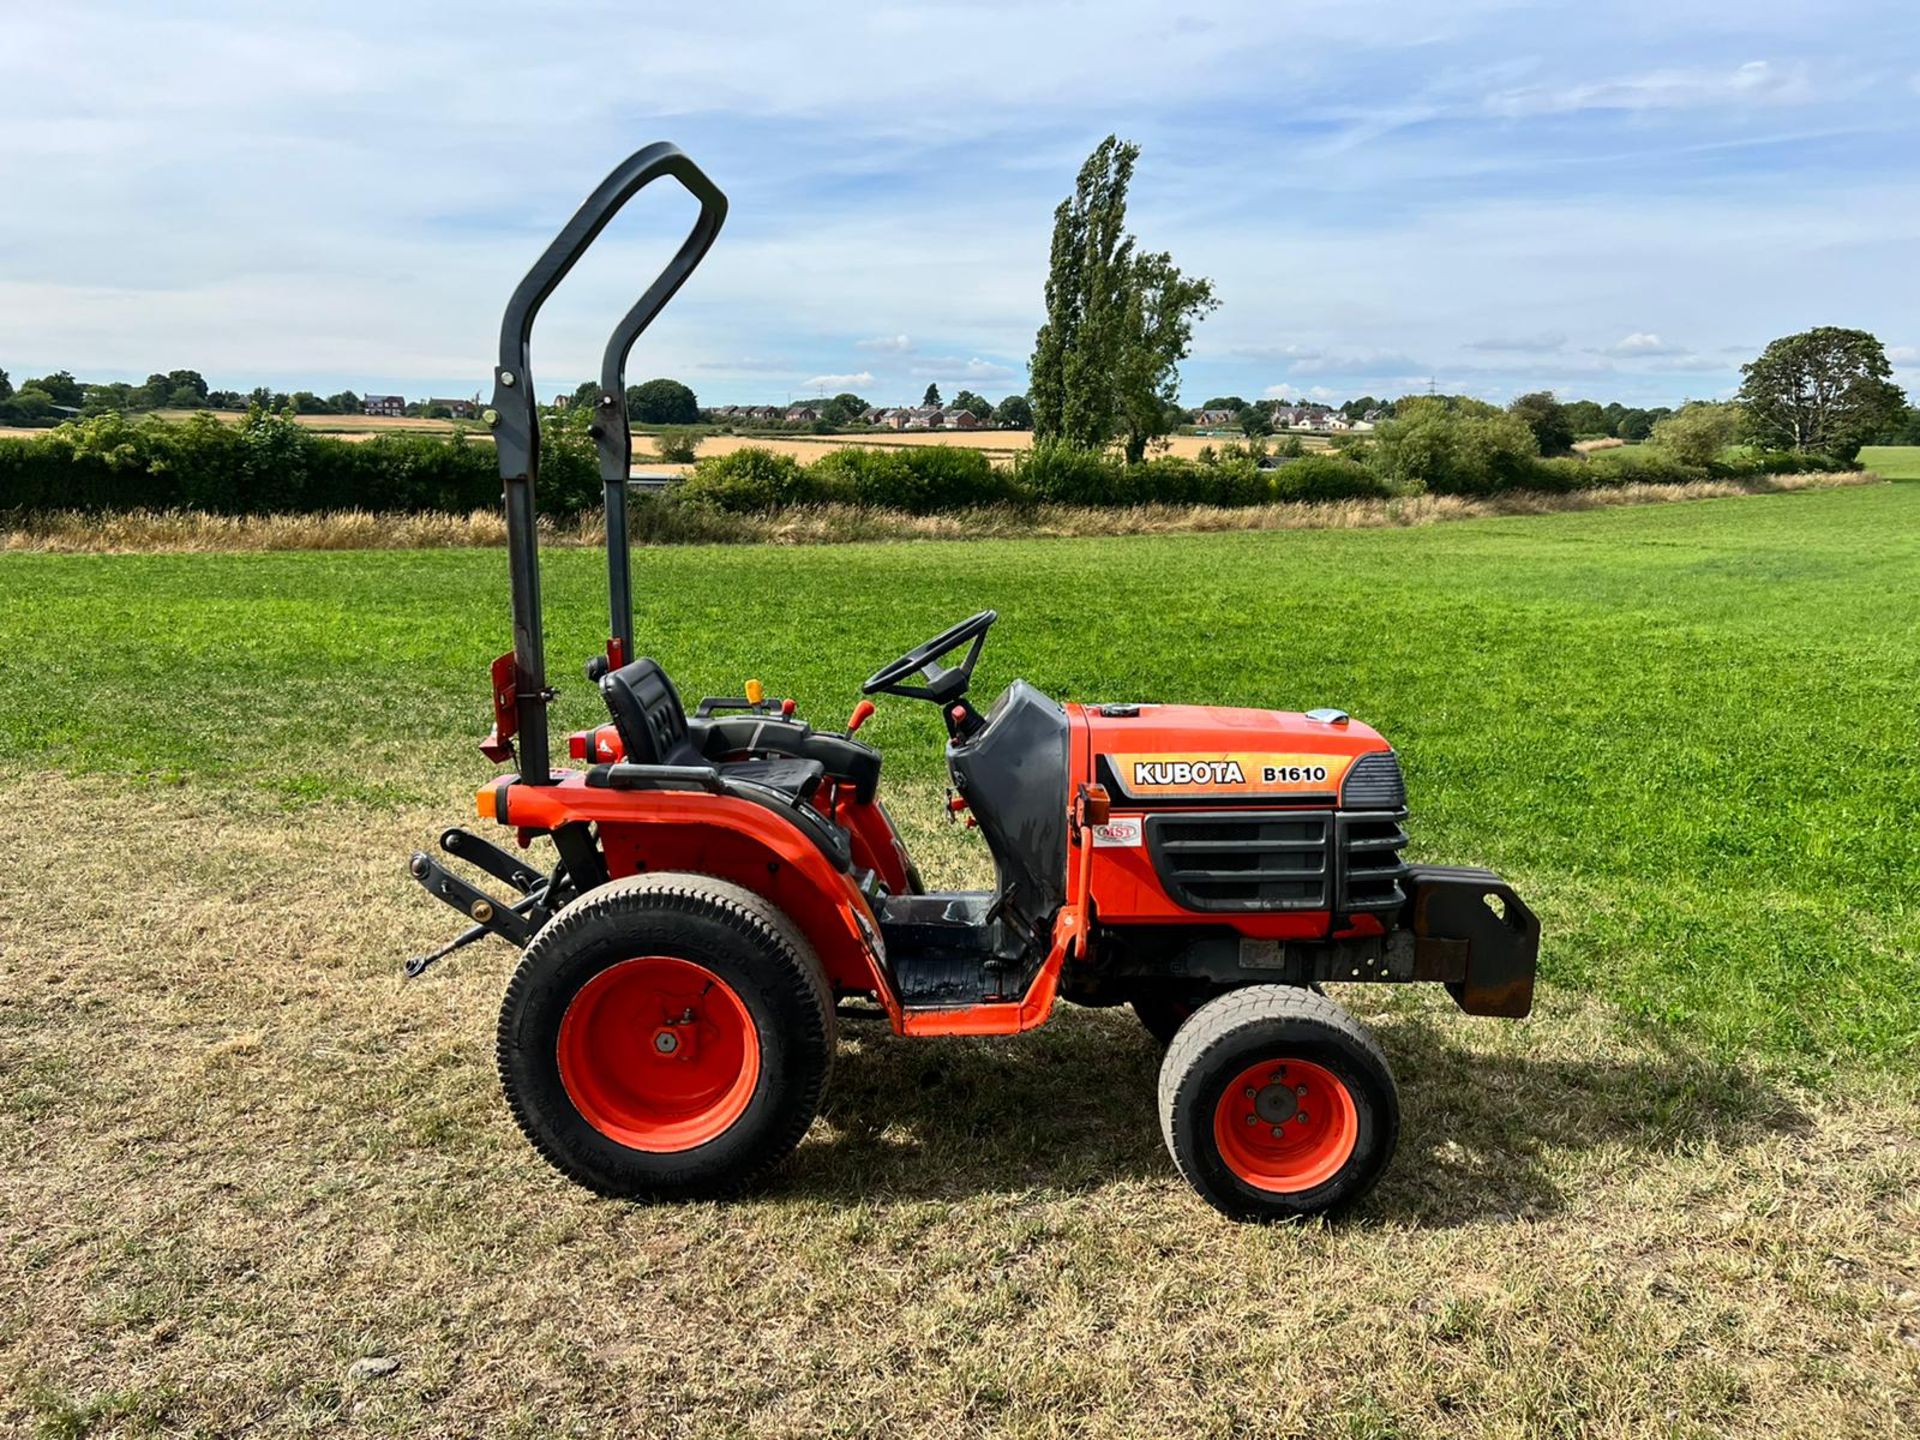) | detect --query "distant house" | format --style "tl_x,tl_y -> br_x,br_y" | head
363,394 -> 404,418
1193,408 -> 1237,428
1348,418 -> 1376,433
874,408 -> 908,431
785,405 -> 818,424
902,406 -> 943,430
1275,405 -> 1337,430
860,406 -> 888,425
430,398 -> 478,420
550,394 -> 572,411
1323,413 -> 1353,432
944,408 -> 980,430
